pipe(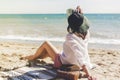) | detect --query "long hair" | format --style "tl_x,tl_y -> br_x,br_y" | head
67,26 -> 75,34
